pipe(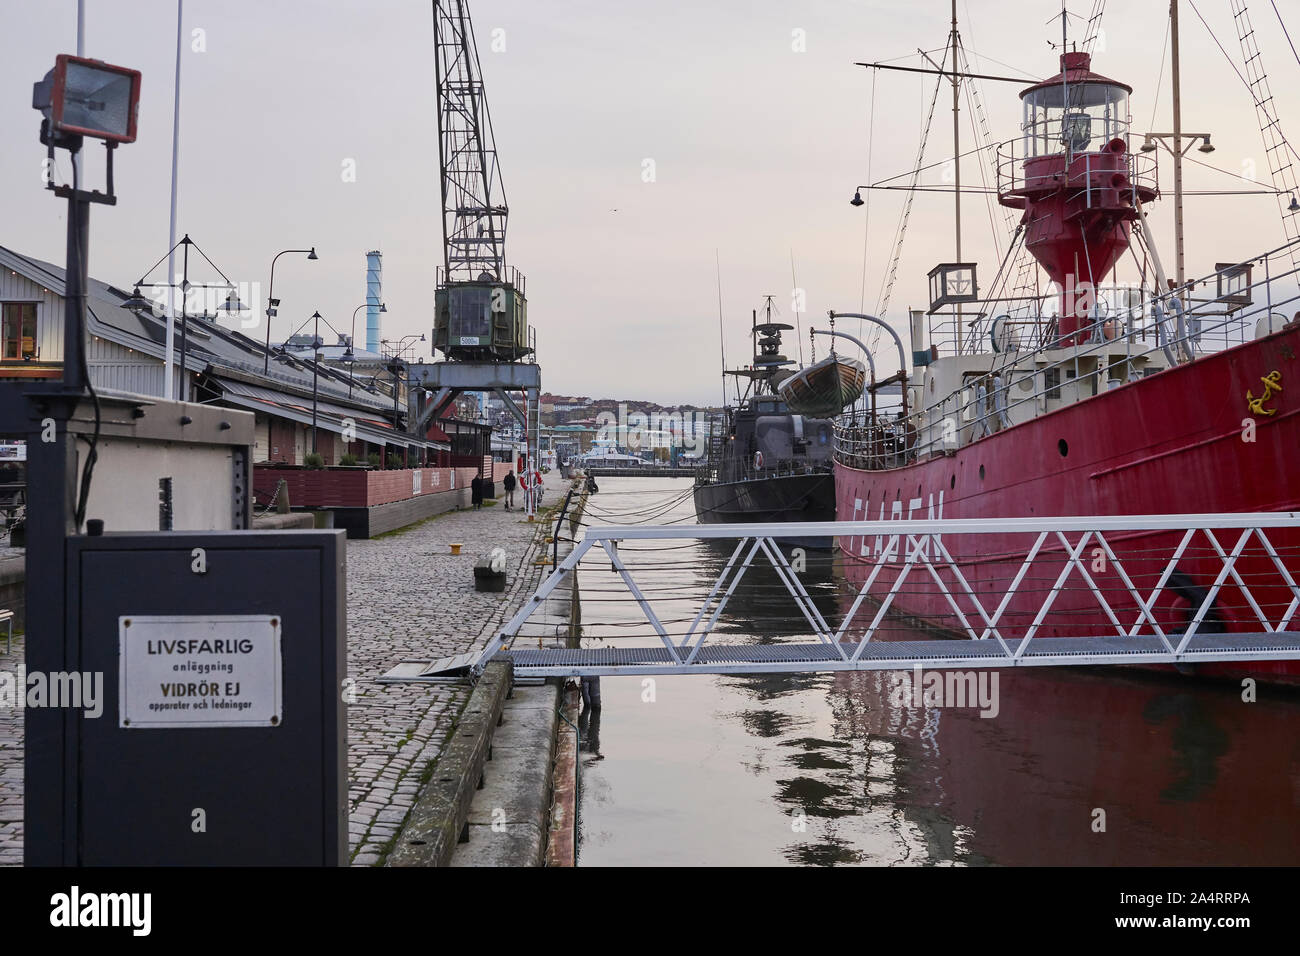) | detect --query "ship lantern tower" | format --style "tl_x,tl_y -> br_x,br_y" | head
998,52 -> 1158,347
